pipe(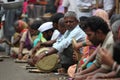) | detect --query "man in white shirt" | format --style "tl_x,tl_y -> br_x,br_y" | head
62,0 -> 95,19
33,11 -> 86,71
99,0 -> 115,18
